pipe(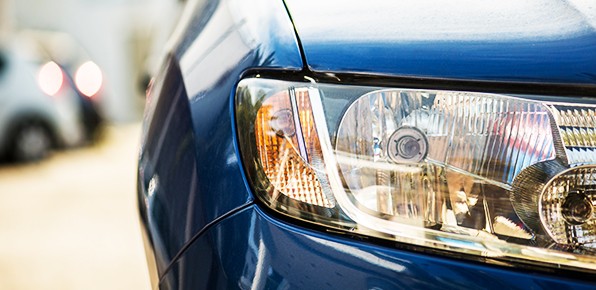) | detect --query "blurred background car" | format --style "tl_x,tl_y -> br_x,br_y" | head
0,0 -> 182,289
20,29 -> 105,143
0,39 -> 84,162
